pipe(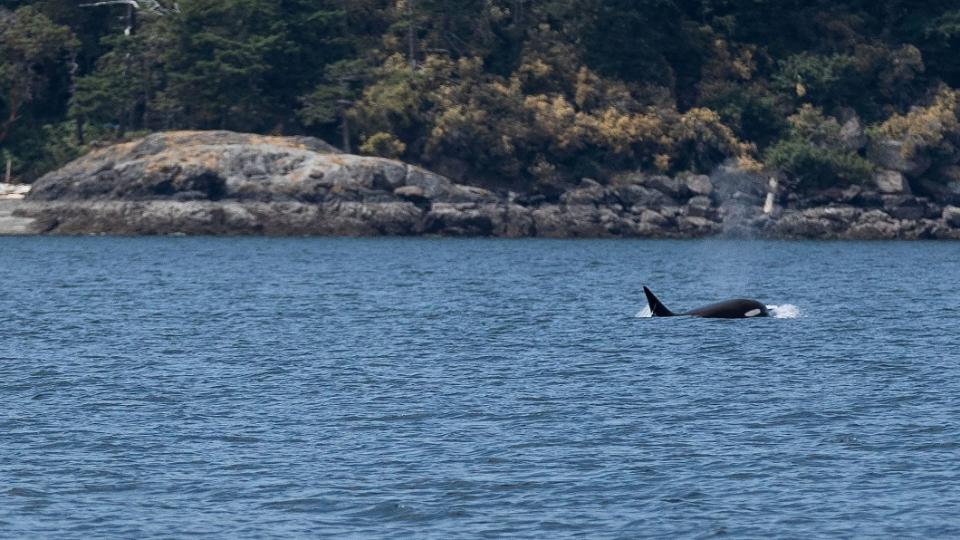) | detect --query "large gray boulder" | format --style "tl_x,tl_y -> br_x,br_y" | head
677,216 -> 721,236
839,115 -> 867,151
27,130 -> 493,205
560,178 -> 609,205
644,175 -> 691,200
23,131 -> 518,236
873,170 -> 910,194
638,209 -> 670,227
804,205 -> 862,223
944,206 -> 960,228
684,174 -> 714,197
771,210 -> 838,238
423,203 -> 496,236
844,212 -> 902,240
614,184 -> 676,208
683,195 -> 716,219
882,195 -> 932,220
867,139 -> 931,177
